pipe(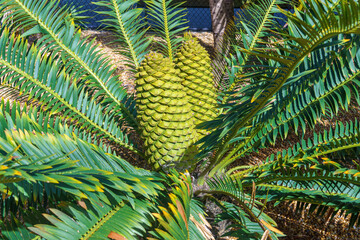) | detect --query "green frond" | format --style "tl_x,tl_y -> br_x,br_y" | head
0,29 -> 141,155
277,119 -> 360,163
94,0 -> 151,71
252,35 -> 360,148
29,198 -> 156,240
238,157 -> 360,191
0,129 -> 166,239
0,99 -> 119,154
197,176 -> 282,239
150,171 -> 191,239
0,142 -> 154,233
292,120 -> 360,160
145,0 -> 188,61
0,146 -> 118,199
218,35 -> 360,173
28,171 -> 207,240
206,176 -> 246,202
214,201 -> 281,239
256,184 -> 360,227
0,0 -> 138,129
231,146 -> 360,228
150,171 -> 210,240
0,127 -> 143,175
0,118 -> 161,200
233,120 -> 360,185
227,116 -> 360,228
217,0 -> 288,91
201,0 -> 360,176
0,215 -> 38,240
0,130 -> 160,199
